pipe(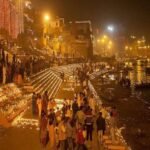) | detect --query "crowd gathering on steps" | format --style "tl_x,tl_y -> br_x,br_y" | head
0,45 -> 50,85
31,71 -> 118,150
0,42 -> 124,150
0,44 -> 88,86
